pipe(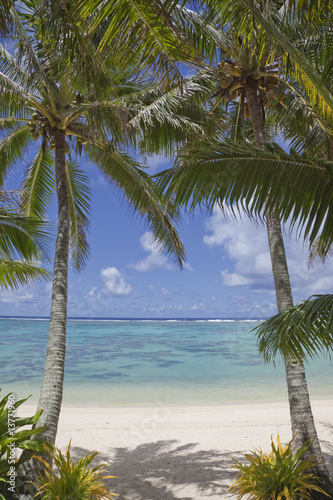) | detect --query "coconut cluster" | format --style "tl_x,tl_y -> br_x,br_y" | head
216,61 -> 243,103
27,108 -> 87,154
216,61 -> 283,118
